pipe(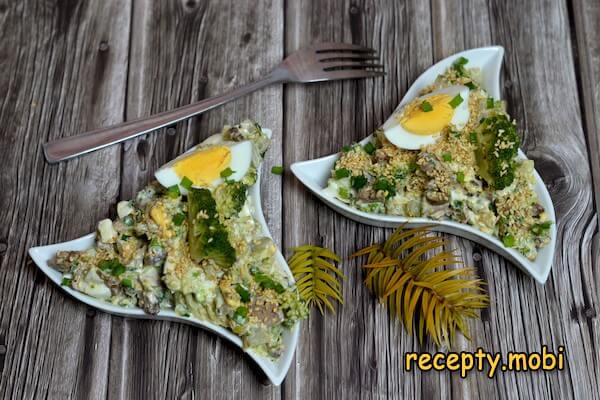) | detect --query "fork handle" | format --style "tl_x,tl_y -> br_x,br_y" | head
43,70 -> 288,163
